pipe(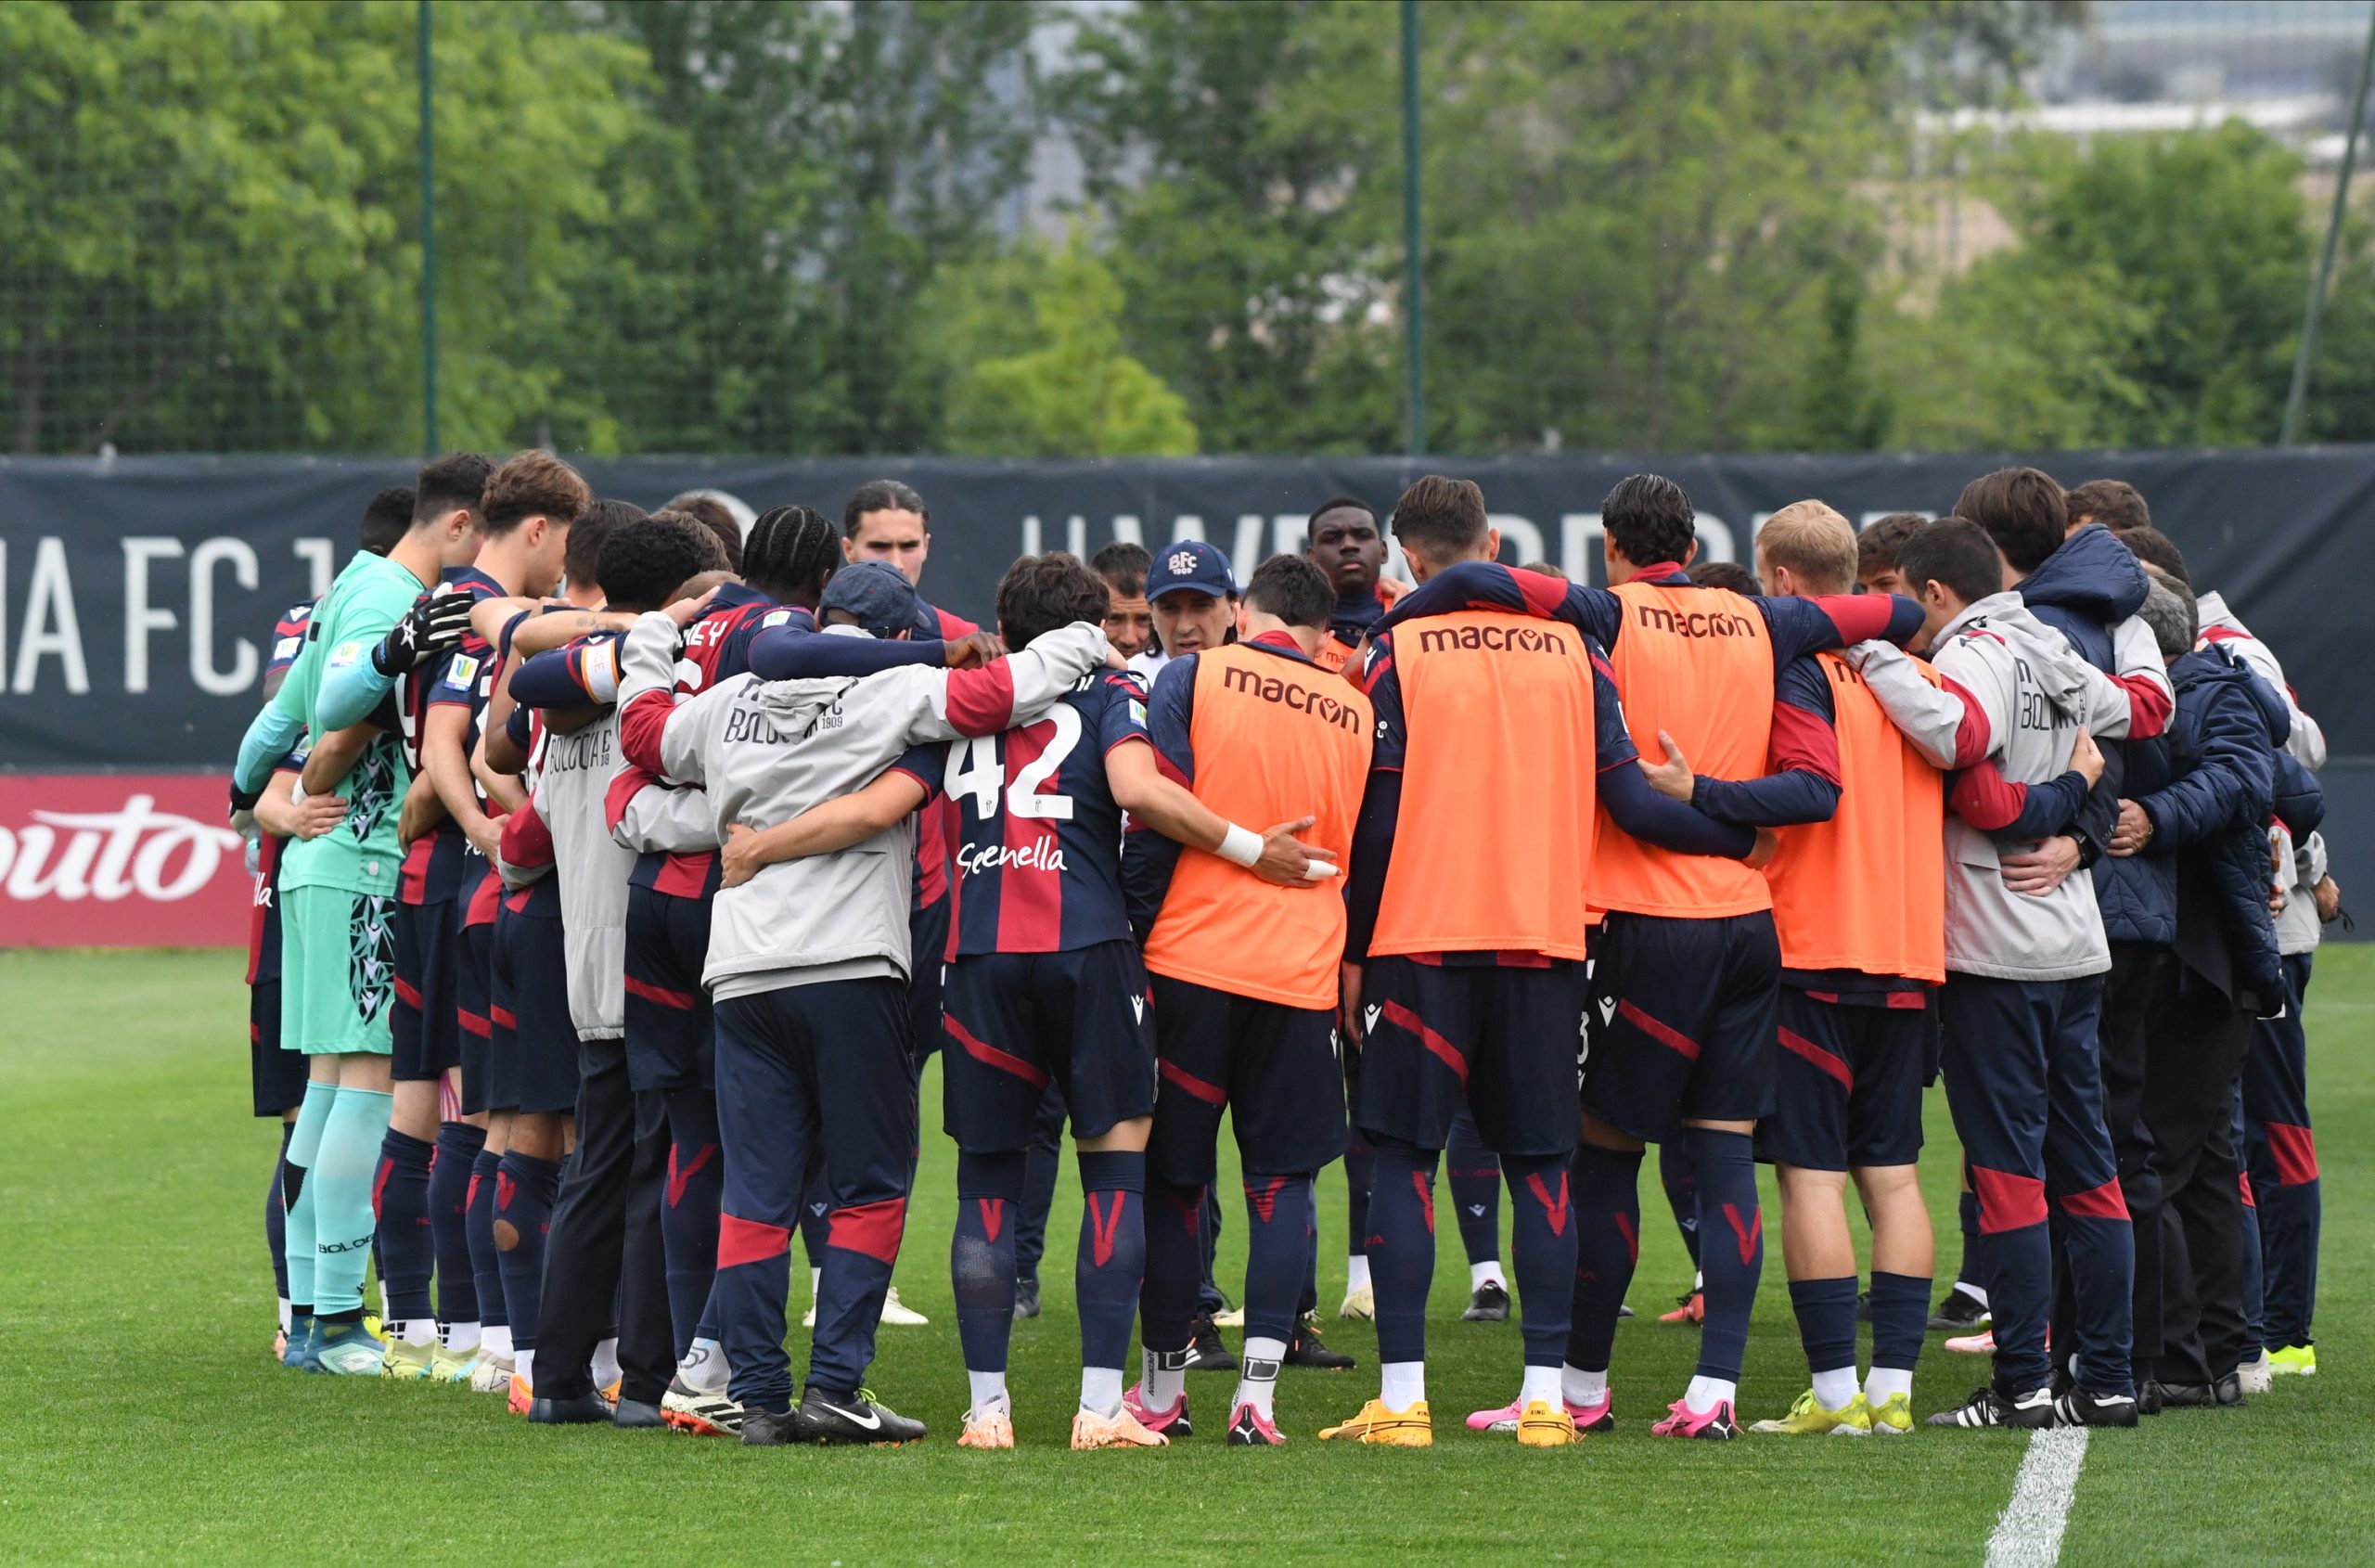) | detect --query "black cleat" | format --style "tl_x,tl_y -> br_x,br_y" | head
529,1392 -> 616,1425
2137,1381 -> 2163,1417
2053,1387 -> 2138,1428
2212,1370 -> 2245,1407
1928,1287 -> 1990,1332
2144,1379 -> 2214,1409
1184,1314 -> 1238,1373
740,1407 -> 804,1446
1013,1278 -> 1042,1320
1285,1317 -> 1355,1369
795,1388 -> 928,1445
612,1397 -> 667,1429
1926,1385 -> 2055,1430
1462,1280 -> 1512,1323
